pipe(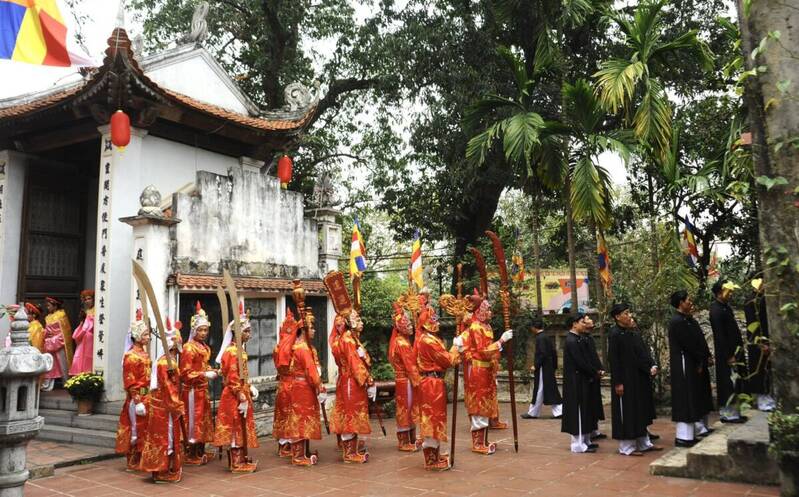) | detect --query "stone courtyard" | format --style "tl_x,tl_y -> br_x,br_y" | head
23,403 -> 779,497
